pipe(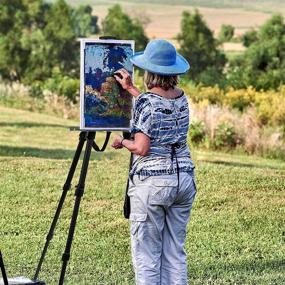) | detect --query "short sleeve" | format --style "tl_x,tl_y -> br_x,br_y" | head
131,95 -> 152,137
